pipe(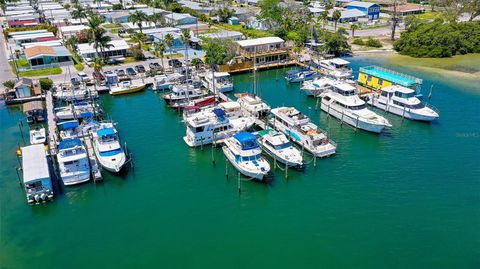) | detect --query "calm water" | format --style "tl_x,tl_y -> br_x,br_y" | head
1,56 -> 479,268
